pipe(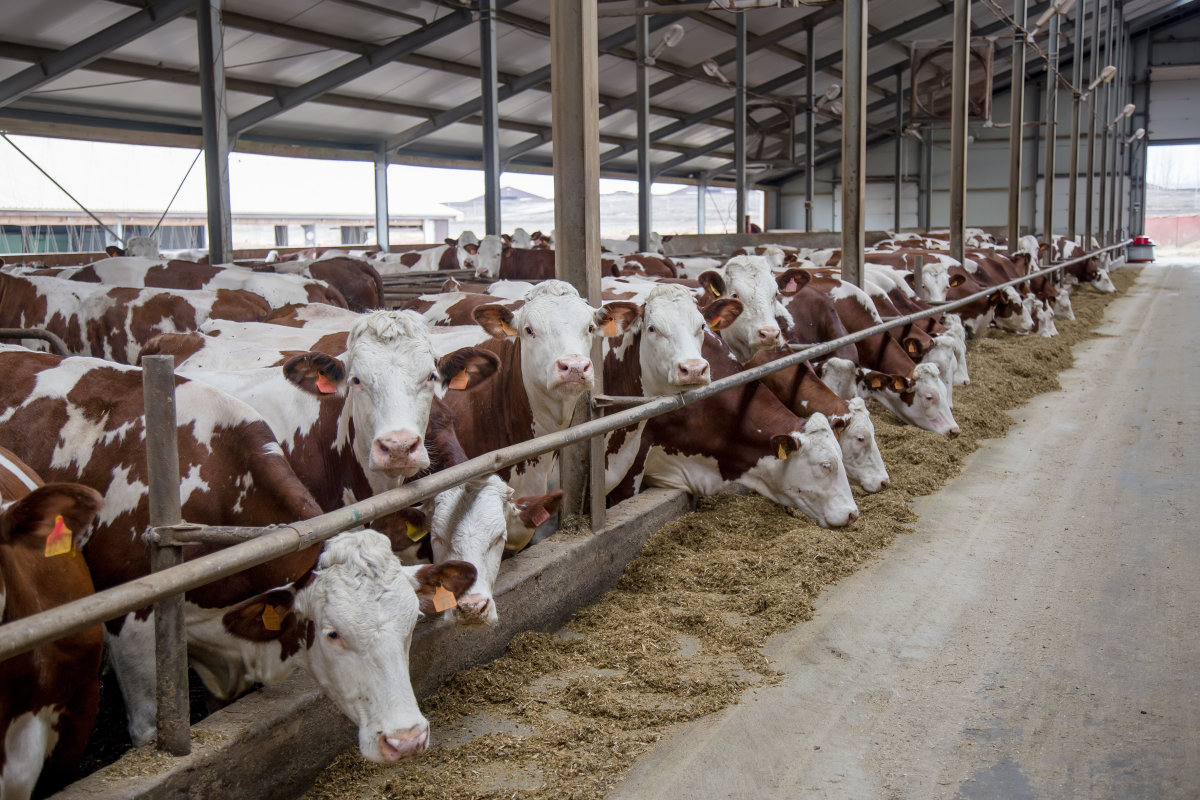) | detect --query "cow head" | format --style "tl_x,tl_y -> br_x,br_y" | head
859,363 -> 960,437
699,256 -> 792,362
473,234 -> 504,278
427,476 -> 511,627
283,311 -> 499,484
836,396 -> 889,493
634,284 -> 743,394
919,260 -> 952,302
918,335 -> 961,400
1032,299 -> 1059,338
222,530 -> 476,763
991,287 -> 1035,334
742,413 -> 858,528
1053,286 -> 1076,321
473,281 -> 635,416
819,357 -> 859,401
